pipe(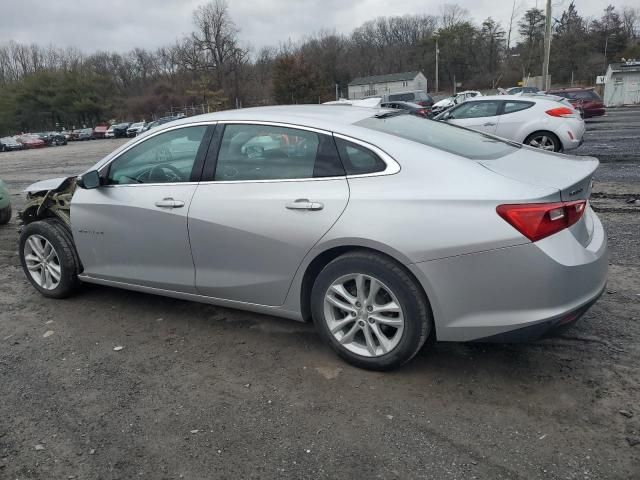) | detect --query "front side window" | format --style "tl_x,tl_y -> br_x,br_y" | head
214,124 -> 344,181
449,101 -> 501,119
107,126 -> 207,185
